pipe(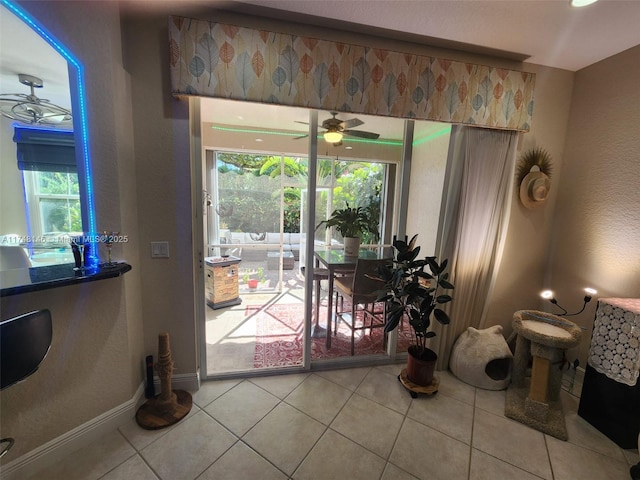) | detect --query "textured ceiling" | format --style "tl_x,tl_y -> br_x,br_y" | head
229,0 -> 640,72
